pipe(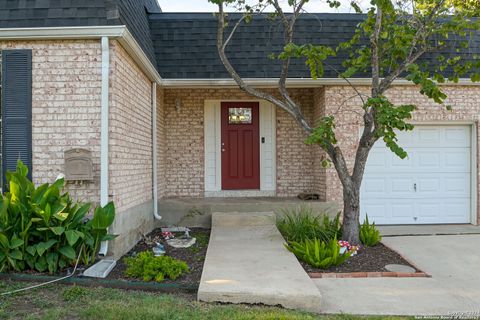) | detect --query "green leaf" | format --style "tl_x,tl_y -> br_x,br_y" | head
35,256 -> 47,272
92,202 -> 115,230
0,233 -> 9,249
16,160 -> 28,177
9,235 -> 24,249
49,227 -> 65,236
26,245 -> 36,256
71,203 -> 91,225
32,183 -> 49,205
46,252 -> 58,274
9,249 -> 22,260
65,230 -> 83,247
59,245 -> 76,260
36,239 -> 57,256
